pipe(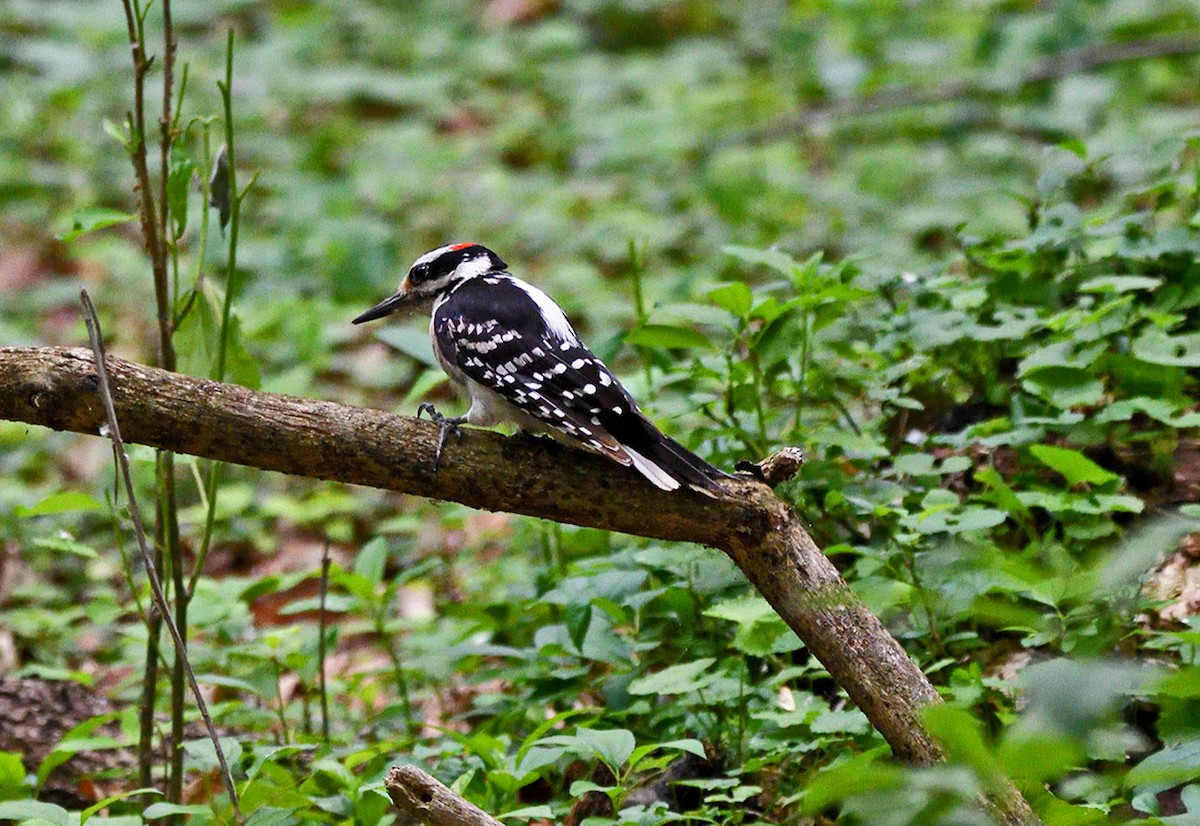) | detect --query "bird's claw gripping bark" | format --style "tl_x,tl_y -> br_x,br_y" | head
416,403 -> 465,470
